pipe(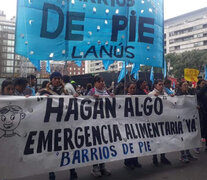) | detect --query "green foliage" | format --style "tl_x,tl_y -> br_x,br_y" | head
165,50 -> 207,78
